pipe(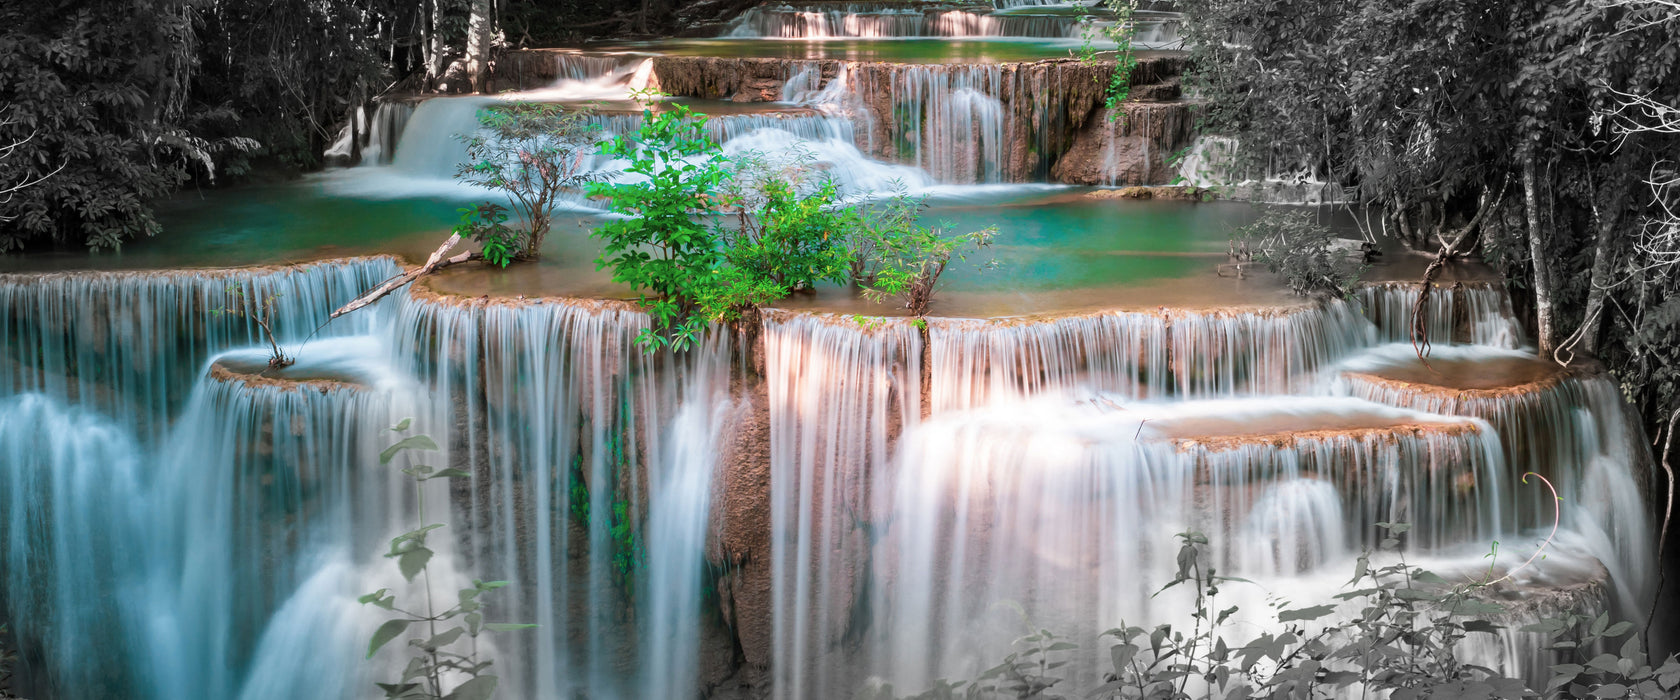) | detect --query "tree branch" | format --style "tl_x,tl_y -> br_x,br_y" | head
329,233 -> 479,321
